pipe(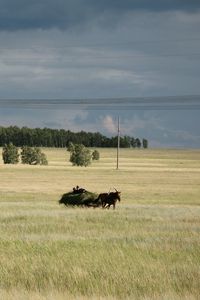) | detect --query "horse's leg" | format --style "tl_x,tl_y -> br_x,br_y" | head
103,203 -> 108,209
101,198 -> 105,208
113,200 -> 117,209
102,202 -> 107,208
